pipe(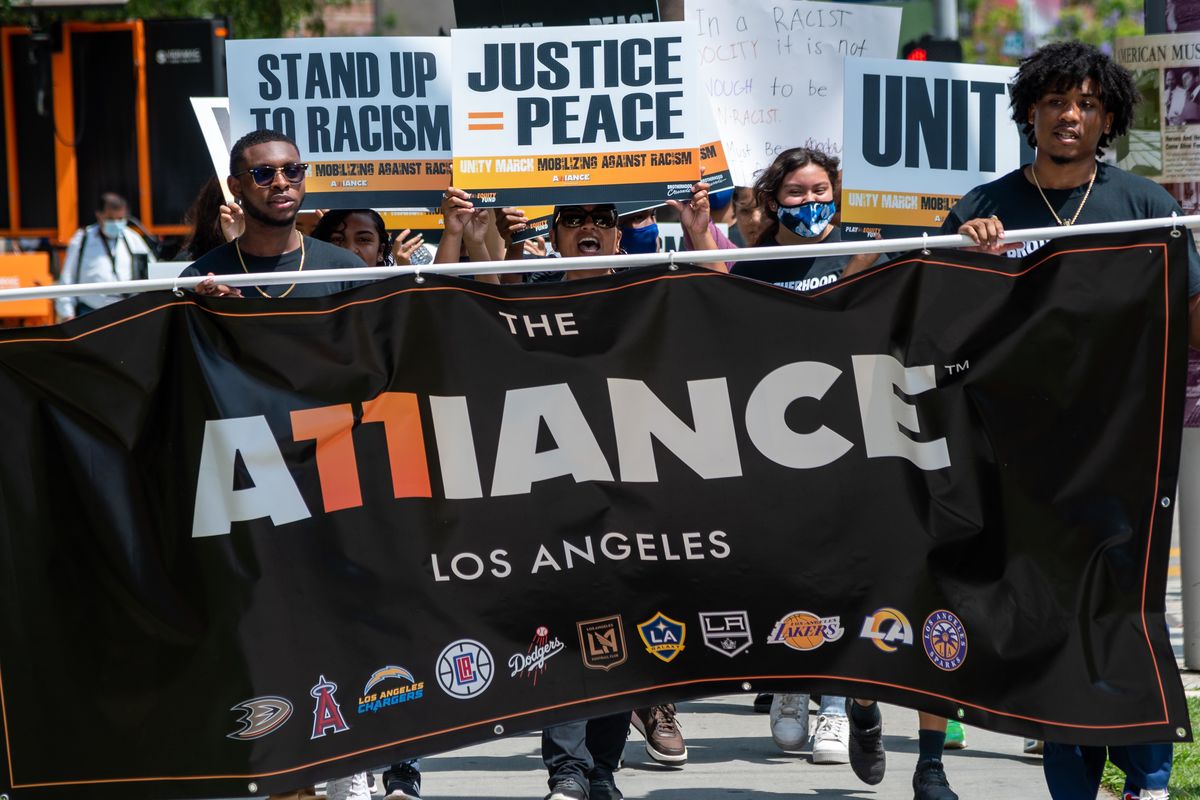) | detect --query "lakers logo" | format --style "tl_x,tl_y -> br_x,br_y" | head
767,610 -> 844,651
923,610 -> 968,671
859,608 -> 914,653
